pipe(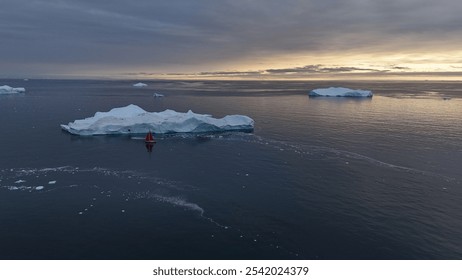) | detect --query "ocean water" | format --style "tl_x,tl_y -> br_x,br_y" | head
0,79 -> 461,259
